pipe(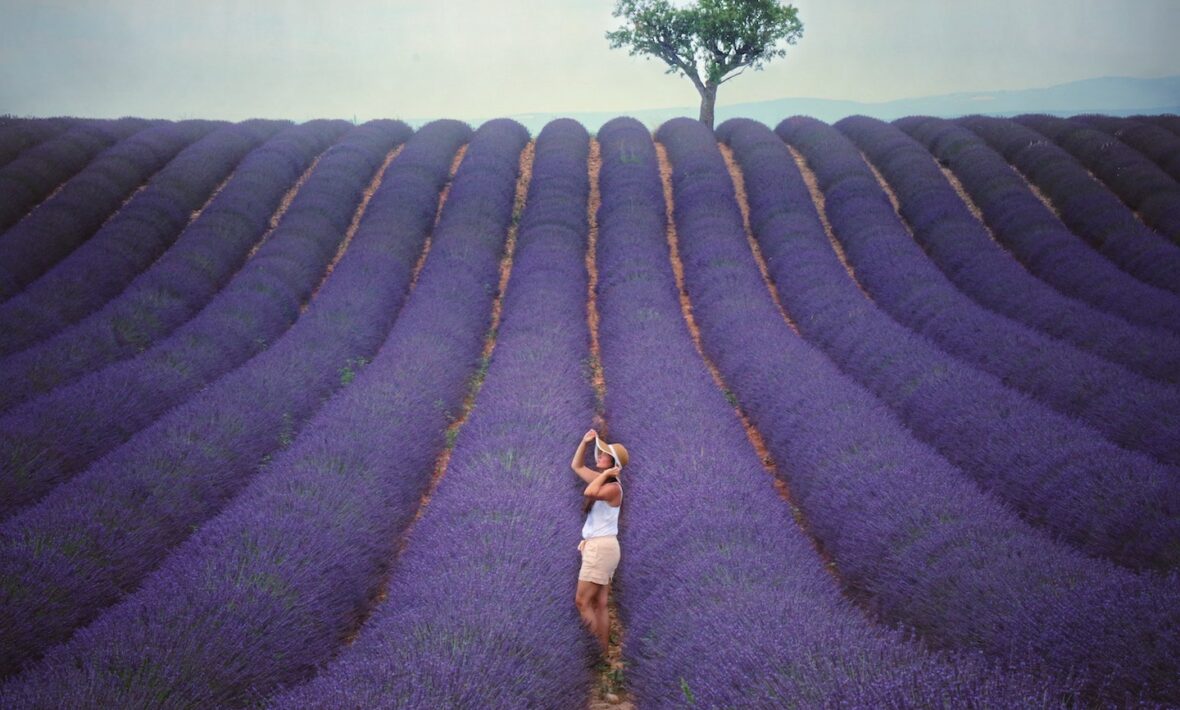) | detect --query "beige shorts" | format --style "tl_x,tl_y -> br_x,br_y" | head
577,535 -> 620,585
